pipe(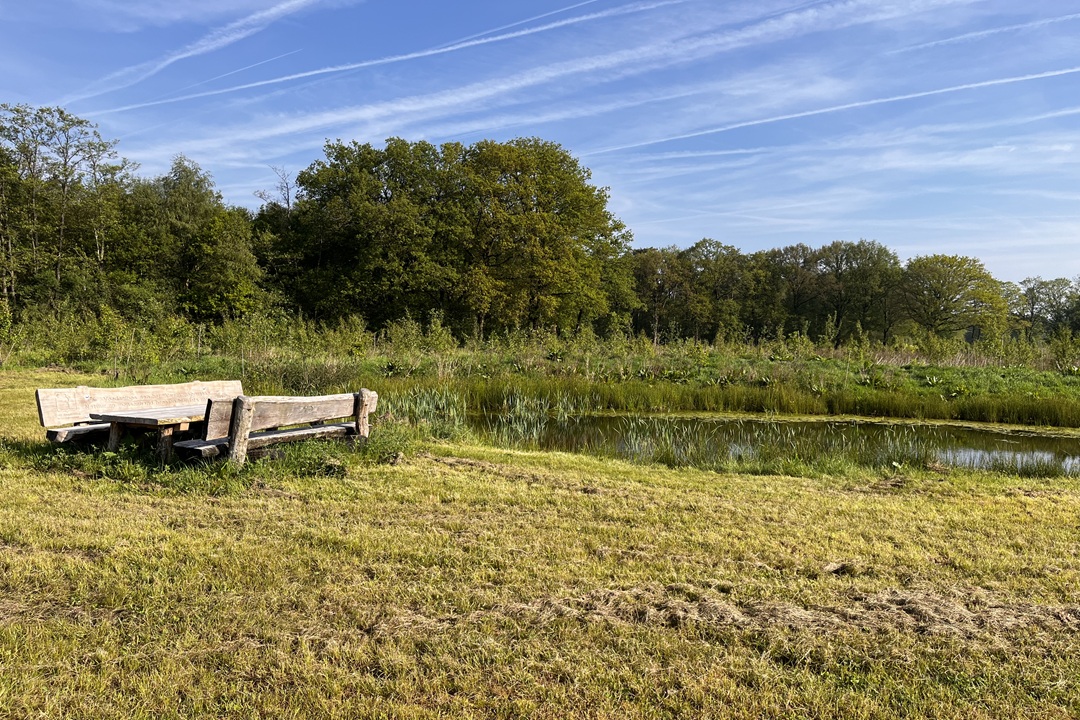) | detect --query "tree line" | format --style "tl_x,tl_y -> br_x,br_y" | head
2,103 -> 1078,347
